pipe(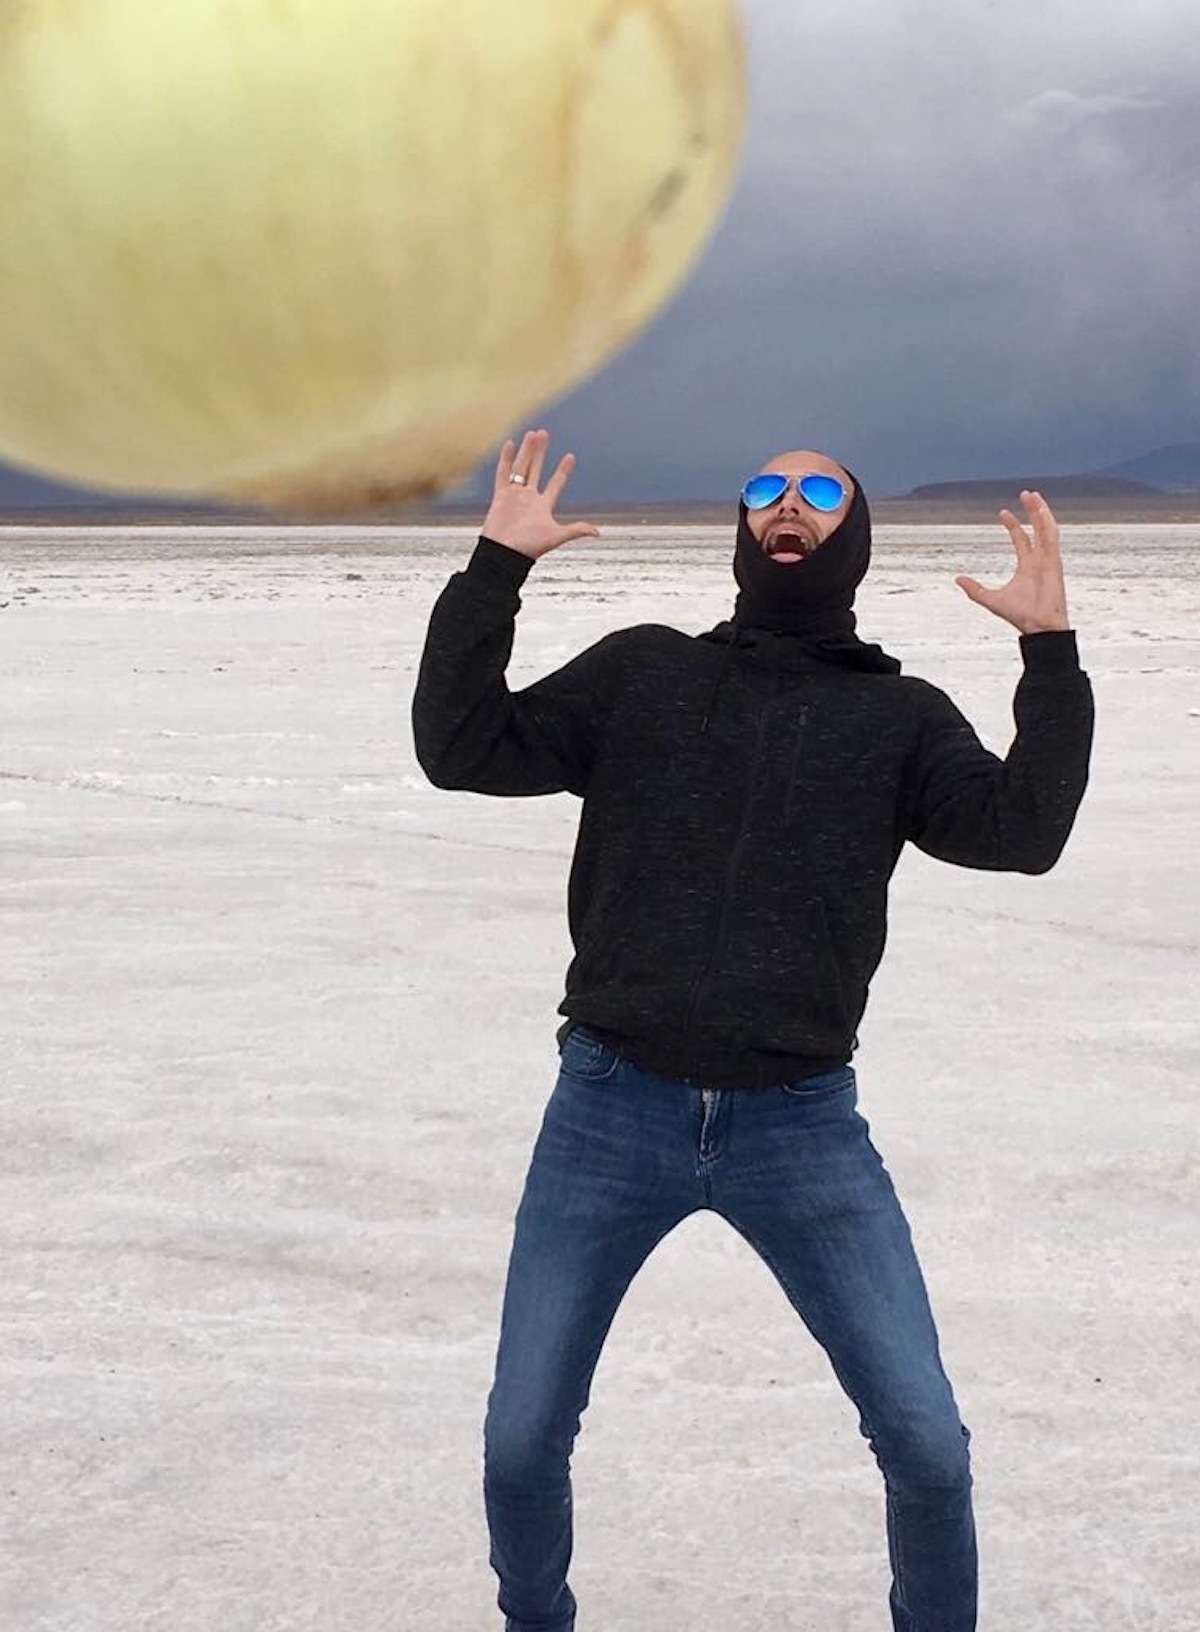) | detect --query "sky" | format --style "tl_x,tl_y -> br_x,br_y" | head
539,0 -> 1200,502
2,0 -> 1198,506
